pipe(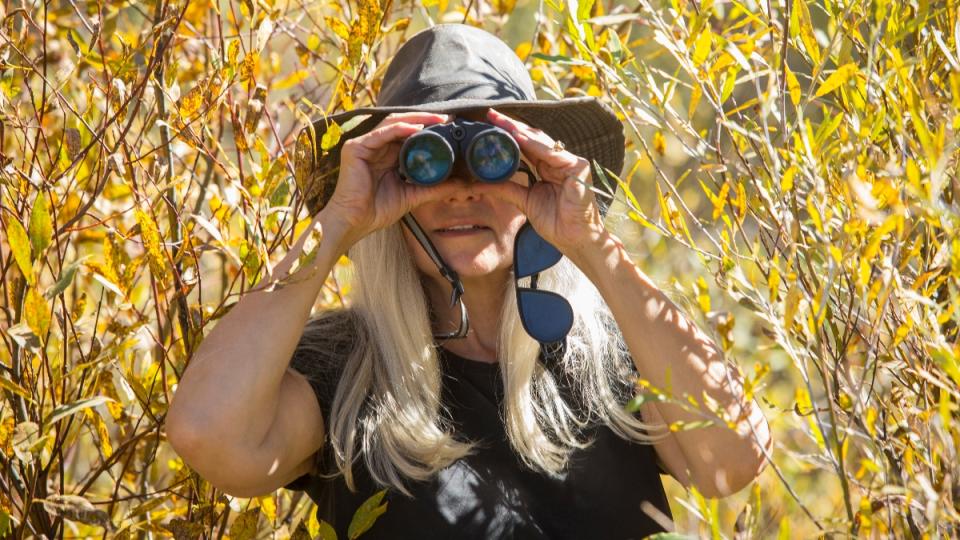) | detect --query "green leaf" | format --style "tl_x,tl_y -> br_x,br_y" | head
5,218 -> 33,284
318,520 -> 338,540
28,194 -> 53,260
46,257 -> 87,299
0,375 -> 32,401
42,494 -> 109,527
348,489 -> 388,539
0,509 -> 11,537
626,392 -> 663,412
43,396 -> 114,430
